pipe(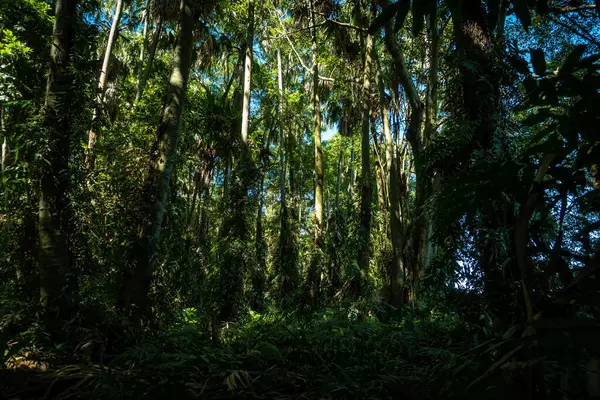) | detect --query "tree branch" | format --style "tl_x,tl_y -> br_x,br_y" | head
549,4 -> 596,14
